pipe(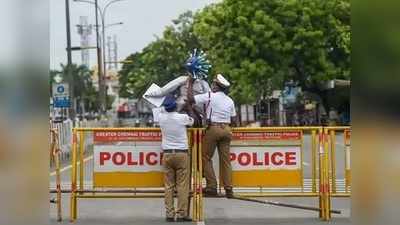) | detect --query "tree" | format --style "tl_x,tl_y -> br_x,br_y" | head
119,11 -> 201,98
193,0 -> 350,105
